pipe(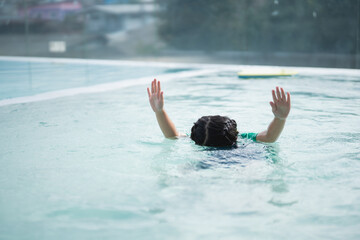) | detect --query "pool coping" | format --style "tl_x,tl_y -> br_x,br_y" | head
1,56 -> 360,75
